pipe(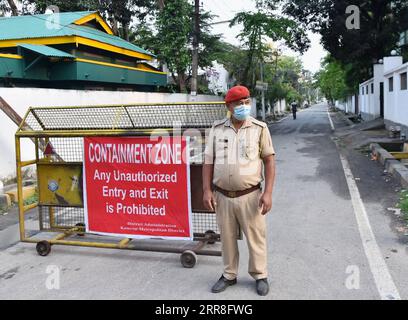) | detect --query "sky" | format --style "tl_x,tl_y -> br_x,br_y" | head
202,0 -> 327,74
9,0 -> 326,72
